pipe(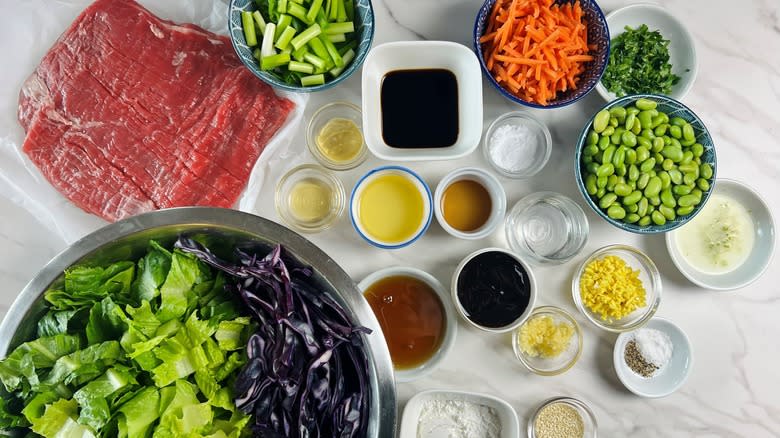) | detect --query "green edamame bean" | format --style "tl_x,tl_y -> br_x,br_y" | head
608,117 -> 619,128
683,173 -> 697,186
622,190 -> 642,206
625,148 -> 637,165
669,169 -> 682,185
638,173 -> 650,190
639,216 -> 652,227
640,157 -> 656,173
678,195 -> 698,207
644,176 -> 662,197
616,164 -> 627,177
700,163 -> 713,180
694,157 -> 701,165
638,111 -> 654,129
607,204 -> 626,220
662,158 -> 674,171
682,123 -> 695,141
602,126 -> 615,136
651,114 -> 666,128
659,205 -> 676,221
669,125 -> 682,139
629,180 -> 637,190
647,205 -> 656,215
625,213 -> 640,224
670,137 -> 682,149
599,193 -> 618,209
636,146 -> 650,163
610,106 -> 627,122
585,175 -> 597,195
678,162 -> 698,174
681,150 -> 694,165
626,204 -> 639,214
625,113 -> 636,131
663,136 -> 672,146
621,131 -> 637,147
635,98 -> 657,111
654,123 -> 668,137
596,187 -> 606,198
640,129 -> 655,140
637,136 -> 652,149
652,137 -> 665,153
661,146 -> 684,162
598,135 -> 611,150
670,117 -> 686,127
611,131 -> 622,145
659,171 -> 671,189
660,188 -> 675,207
583,145 -> 598,157
597,175 -> 608,188
697,178 -> 710,191
602,146 -> 616,165
649,195 -> 661,206
677,206 -> 694,216
628,164 -> 639,181
584,155 -> 593,165
597,163 -> 615,177
593,109 -> 610,133
654,152 -> 664,165
691,188 -> 703,201
607,175 -> 619,191
587,130 -> 599,145
651,210 -> 667,226
680,137 -> 696,147
692,143 -> 704,157
673,185 -> 692,196
627,106 -> 640,115
614,183 -> 632,197
586,162 -> 599,175
631,120 -> 642,134
637,197 -> 649,217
